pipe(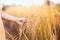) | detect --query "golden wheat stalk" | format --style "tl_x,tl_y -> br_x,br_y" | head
0,0 -> 6,40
